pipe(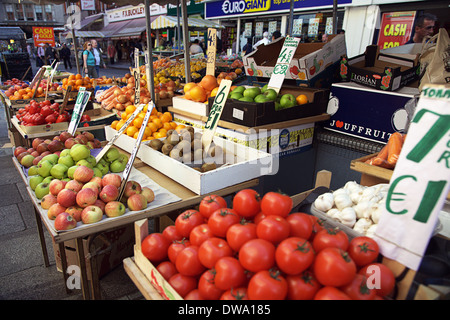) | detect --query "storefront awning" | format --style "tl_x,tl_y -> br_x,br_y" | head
0,27 -> 26,41
100,17 -> 158,40
65,31 -> 105,39
151,15 -> 224,30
